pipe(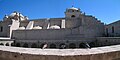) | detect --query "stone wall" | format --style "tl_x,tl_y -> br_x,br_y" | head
0,45 -> 120,60
105,20 -> 120,37
12,29 -> 72,40
96,37 -> 120,46
84,15 -> 105,37
0,21 -> 11,37
14,39 -> 93,48
20,18 -> 64,29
